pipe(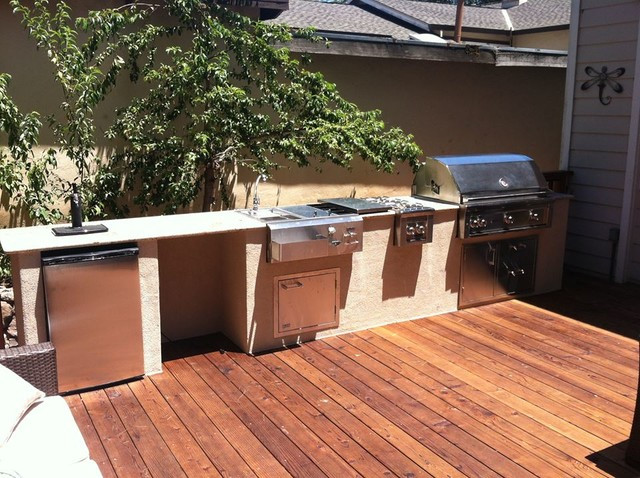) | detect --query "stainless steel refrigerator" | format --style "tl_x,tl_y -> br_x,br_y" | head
42,244 -> 144,393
